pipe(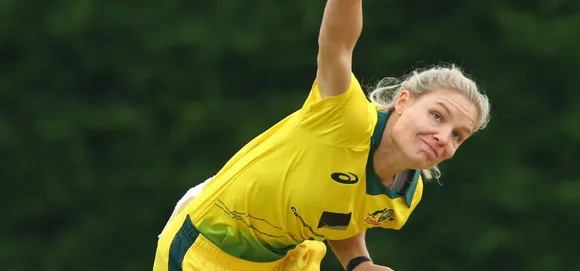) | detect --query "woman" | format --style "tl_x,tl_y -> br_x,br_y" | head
154,0 -> 491,270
